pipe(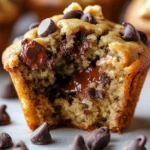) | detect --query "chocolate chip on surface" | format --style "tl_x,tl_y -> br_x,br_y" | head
63,10 -> 83,19
30,122 -> 52,145
86,127 -> 110,150
38,18 -> 56,37
29,22 -> 40,30
12,141 -> 28,150
0,132 -> 13,149
68,135 -> 87,150
0,80 -> 18,99
122,22 -> 140,41
20,40 -> 48,70
138,31 -> 148,45
122,135 -> 147,150
0,104 -> 10,125
80,13 -> 97,24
